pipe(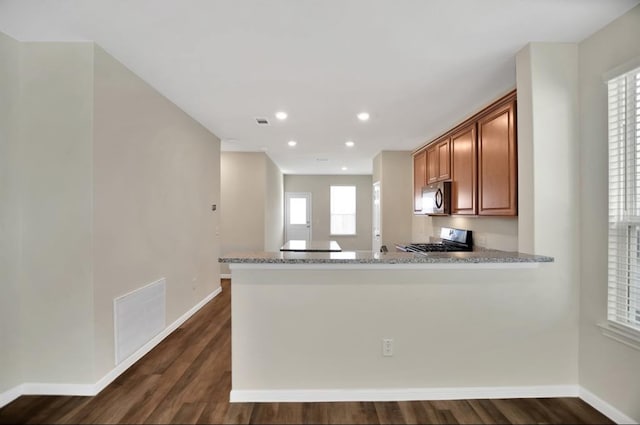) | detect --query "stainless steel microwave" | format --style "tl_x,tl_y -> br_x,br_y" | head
421,181 -> 451,215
